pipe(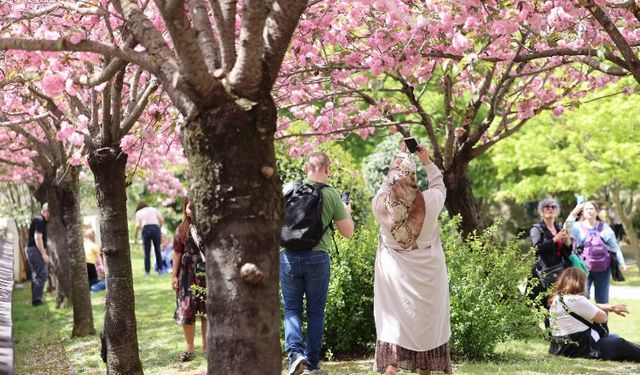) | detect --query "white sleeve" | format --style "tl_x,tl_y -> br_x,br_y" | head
567,295 -> 599,322
422,162 -> 445,212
